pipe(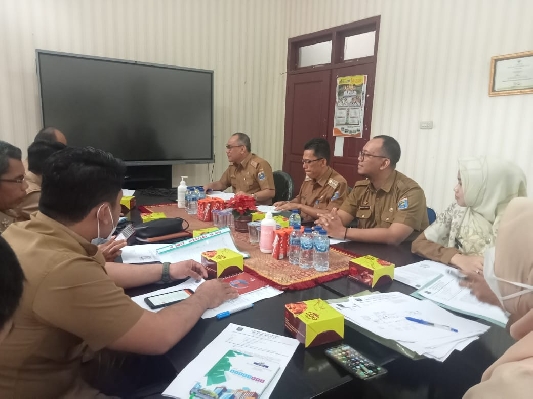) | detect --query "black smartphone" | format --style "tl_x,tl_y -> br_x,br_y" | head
325,344 -> 387,380
144,290 -> 192,309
